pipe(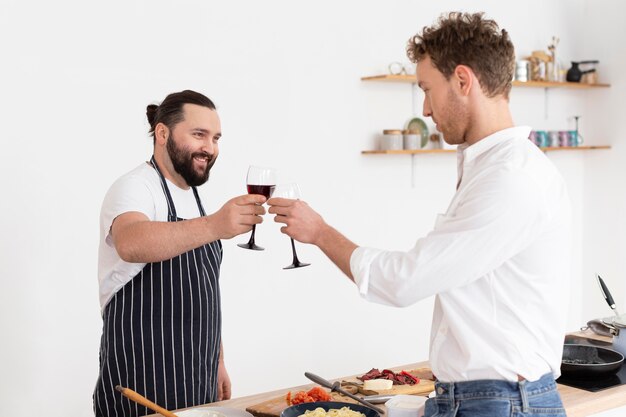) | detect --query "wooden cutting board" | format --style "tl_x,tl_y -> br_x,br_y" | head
348,368 -> 435,396
246,392 -> 358,417
245,368 -> 435,417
